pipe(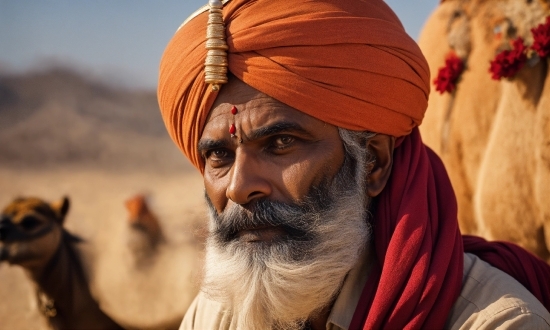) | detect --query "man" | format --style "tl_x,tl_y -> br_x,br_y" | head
157,0 -> 550,329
